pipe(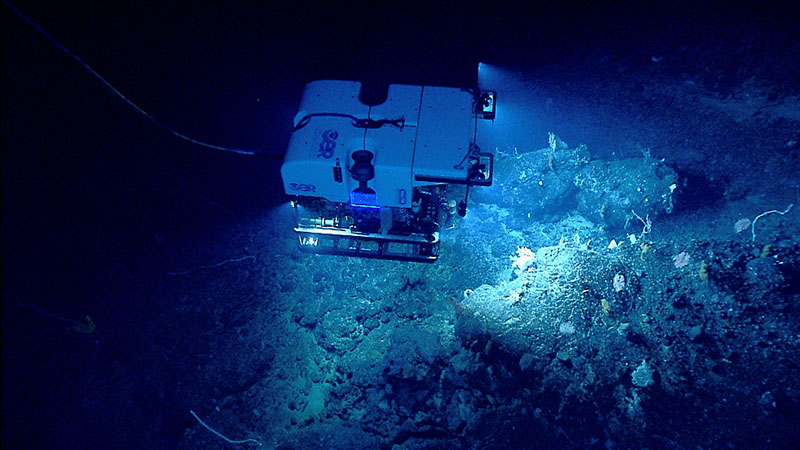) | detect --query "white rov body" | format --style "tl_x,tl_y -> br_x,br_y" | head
281,79 -> 495,262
